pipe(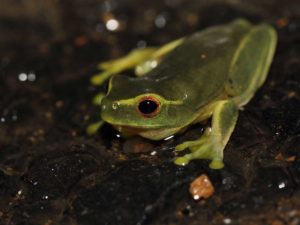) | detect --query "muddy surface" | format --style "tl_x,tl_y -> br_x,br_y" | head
1,0 -> 300,225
